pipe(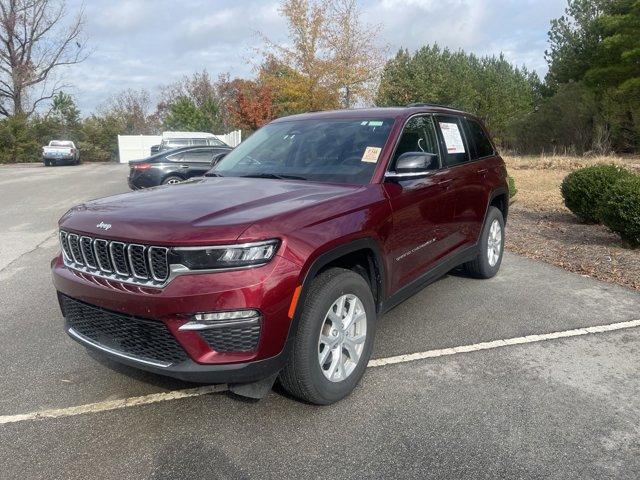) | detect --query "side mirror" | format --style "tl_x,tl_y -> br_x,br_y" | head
211,151 -> 228,167
386,152 -> 439,180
